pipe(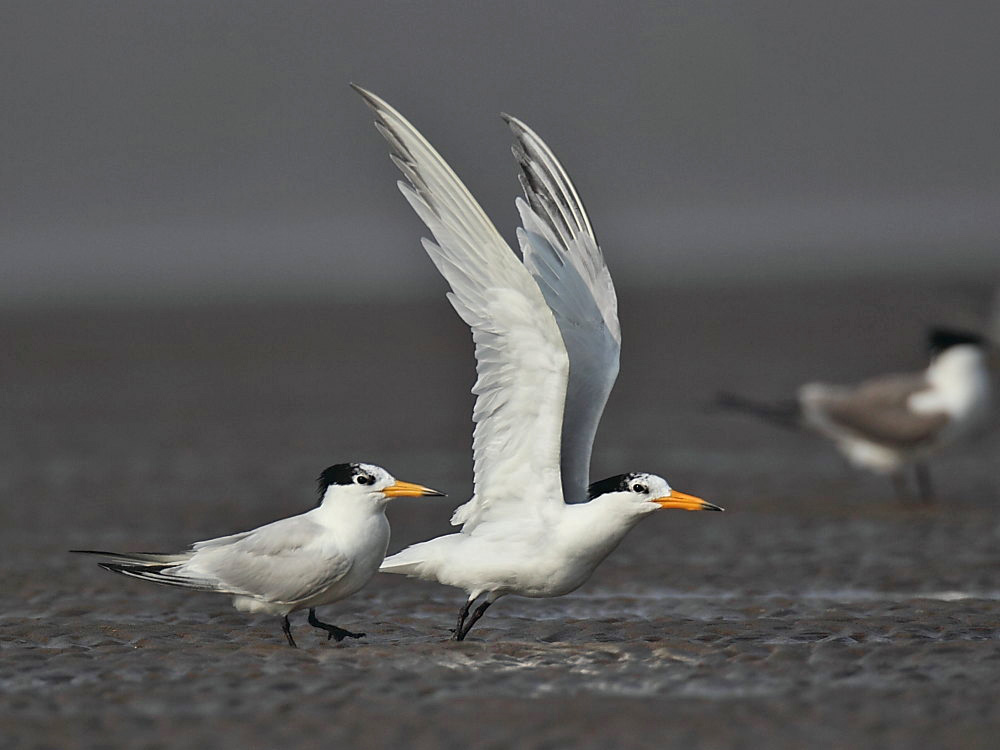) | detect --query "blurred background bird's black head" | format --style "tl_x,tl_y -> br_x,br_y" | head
928,327 -> 986,354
